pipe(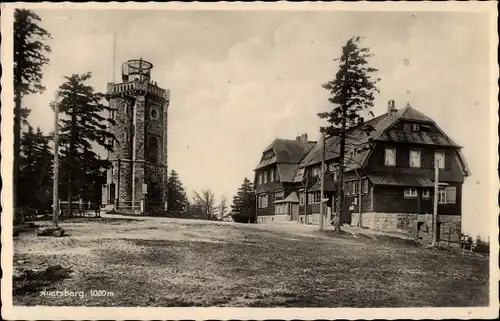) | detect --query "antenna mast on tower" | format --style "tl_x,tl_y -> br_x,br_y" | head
112,32 -> 117,83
